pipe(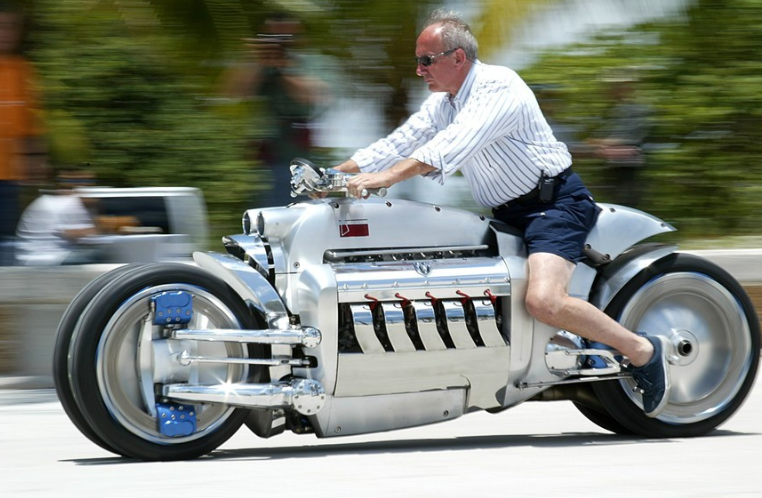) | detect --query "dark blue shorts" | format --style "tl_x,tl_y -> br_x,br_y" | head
492,172 -> 601,263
